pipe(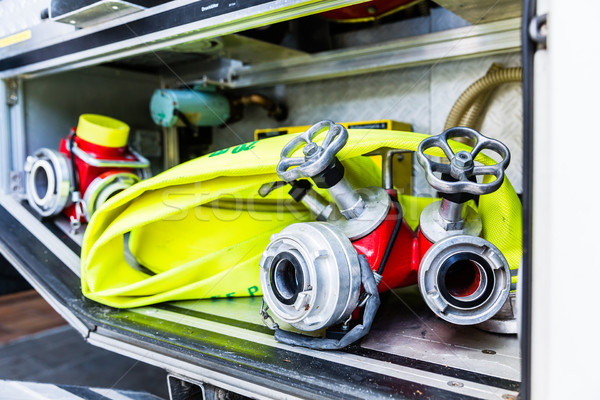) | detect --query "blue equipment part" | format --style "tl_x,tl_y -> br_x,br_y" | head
150,89 -> 231,128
